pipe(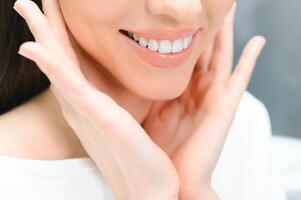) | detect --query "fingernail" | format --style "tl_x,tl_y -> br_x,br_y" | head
13,0 -> 22,12
258,36 -> 267,46
18,45 -> 31,59
13,0 -> 27,9
15,0 -> 27,4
